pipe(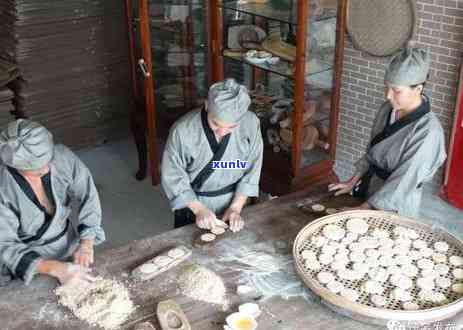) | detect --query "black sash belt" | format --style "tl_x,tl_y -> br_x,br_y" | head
353,98 -> 430,199
21,219 -> 70,246
191,109 -> 235,198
